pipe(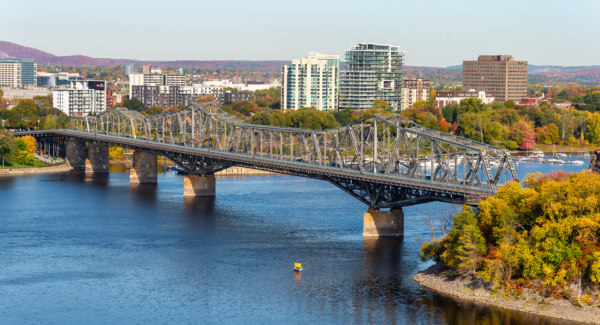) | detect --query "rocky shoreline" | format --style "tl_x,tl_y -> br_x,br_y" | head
414,265 -> 600,324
